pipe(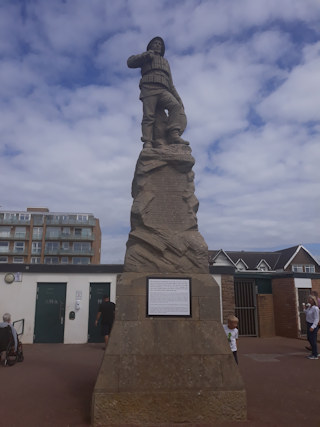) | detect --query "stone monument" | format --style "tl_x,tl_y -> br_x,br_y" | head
92,37 -> 246,425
